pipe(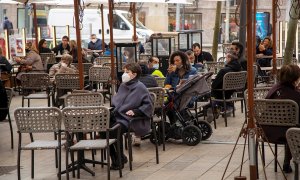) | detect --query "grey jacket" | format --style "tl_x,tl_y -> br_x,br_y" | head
112,79 -> 153,136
